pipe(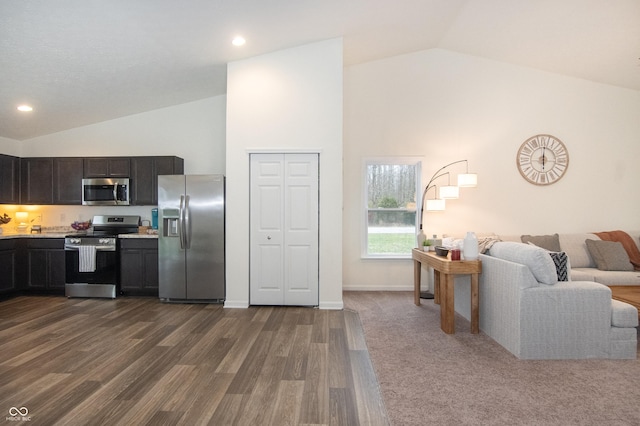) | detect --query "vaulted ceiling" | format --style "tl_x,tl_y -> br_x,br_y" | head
2,0 -> 639,141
